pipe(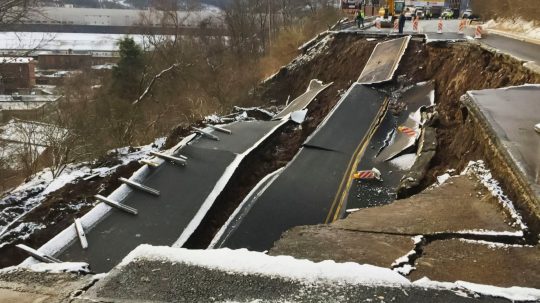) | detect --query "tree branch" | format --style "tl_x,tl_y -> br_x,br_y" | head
132,62 -> 181,105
